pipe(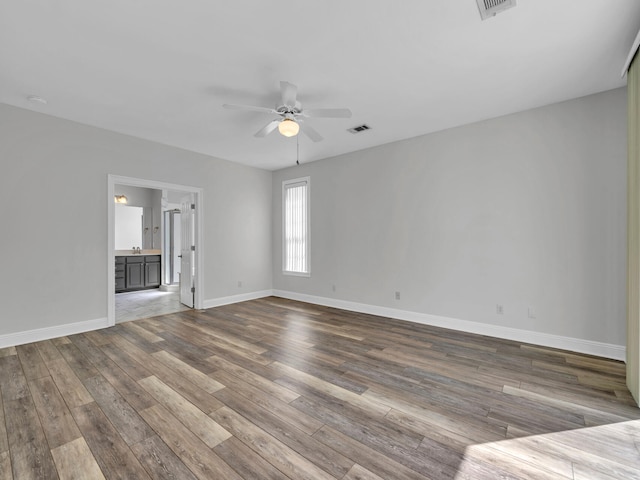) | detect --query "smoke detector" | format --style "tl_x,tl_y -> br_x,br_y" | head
476,0 -> 516,20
